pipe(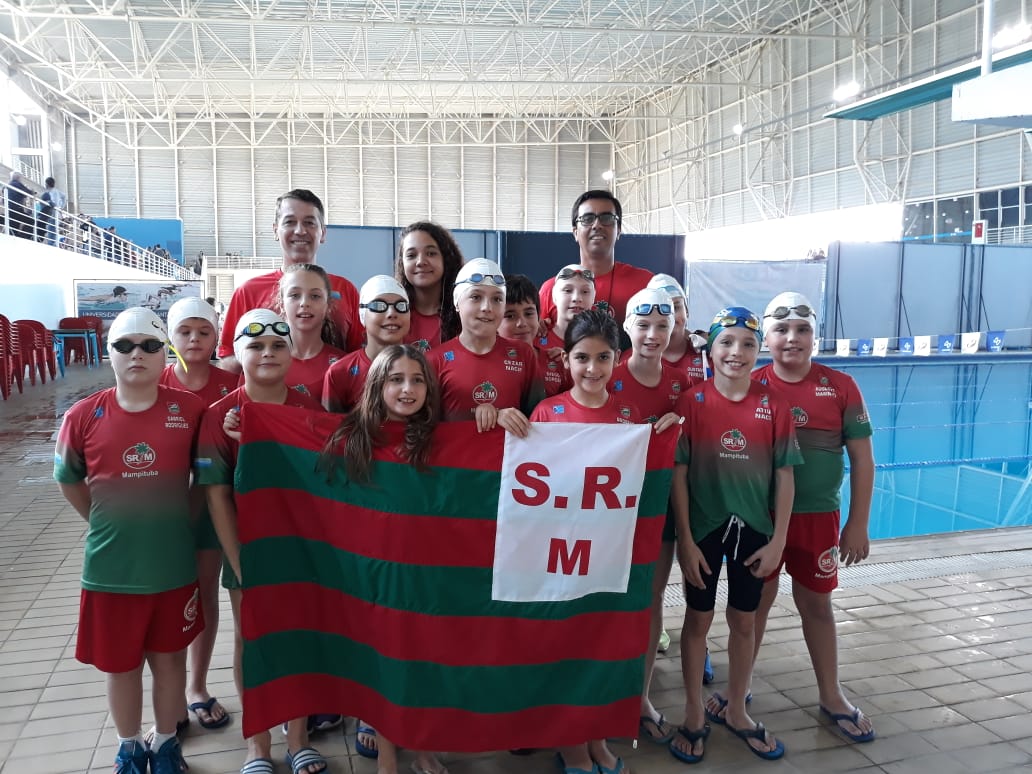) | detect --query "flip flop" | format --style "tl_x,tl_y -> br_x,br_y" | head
354,723 -> 378,759
668,725 -> 710,764
639,712 -> 675,744
241,759 -> 275,774
595,757 -> 625,774
188,696 -> 231,730
703,691 -> 752,725
725,722 -> 785,761
820,705 -> 876,743
285,746 -> 327,774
